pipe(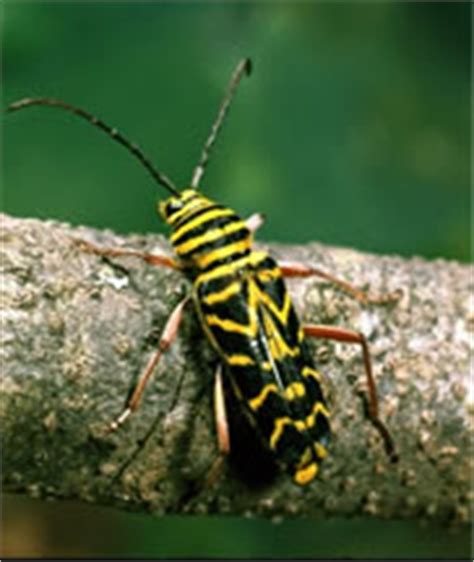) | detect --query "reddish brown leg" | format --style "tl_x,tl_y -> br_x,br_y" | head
214,365 -> 230,455
304,324 -> 397,461
175,366 -> 230,508
73,238 -> 180,269
108,297 -> 189,432
279,260 -> 400,305
205,365 -> 231,486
